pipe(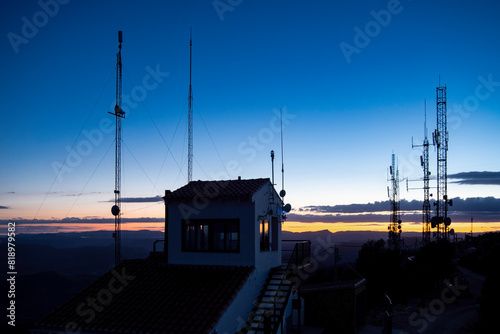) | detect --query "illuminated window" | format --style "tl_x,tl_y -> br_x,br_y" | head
182,219 -> 239,253
260,219 -> 269,252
